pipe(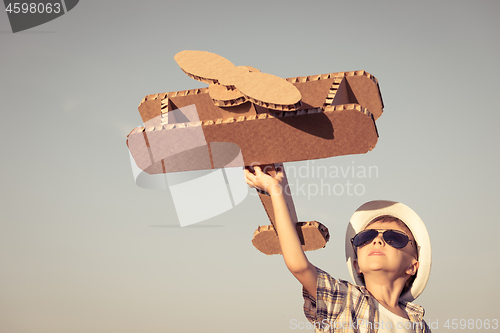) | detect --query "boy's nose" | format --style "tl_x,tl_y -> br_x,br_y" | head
372,234 -> 385,245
